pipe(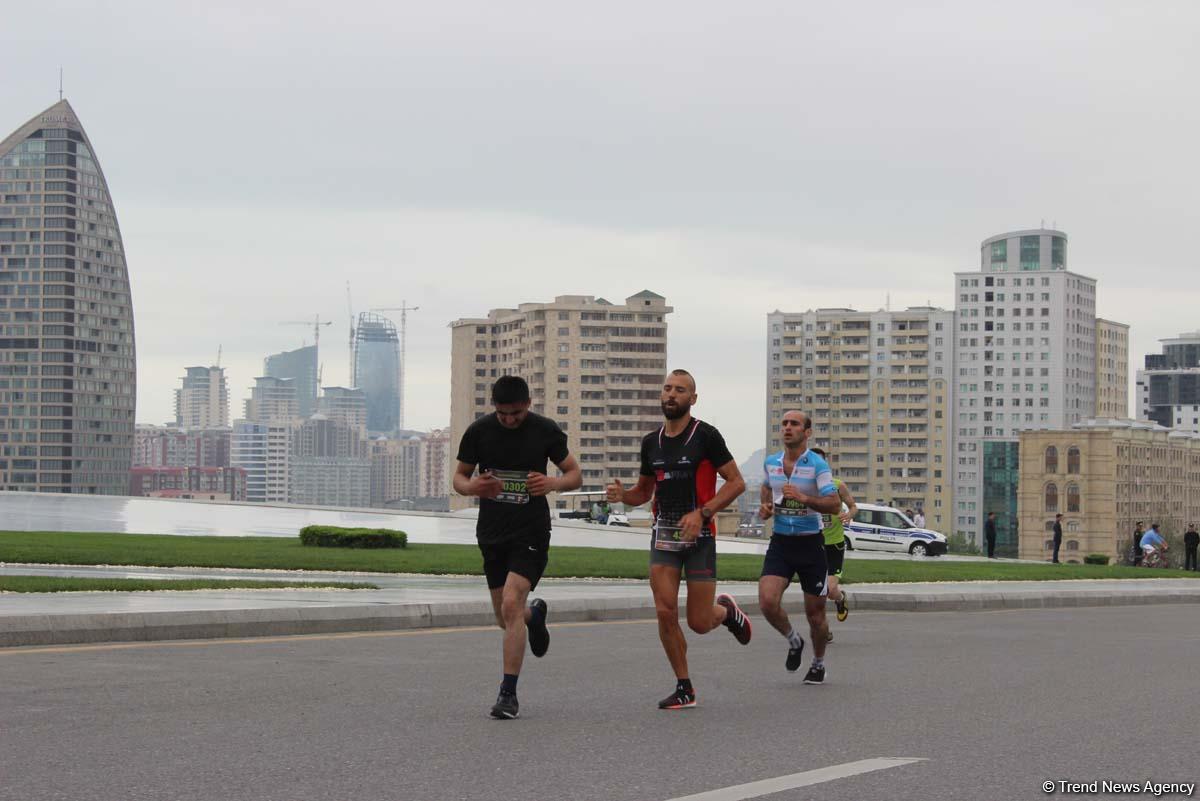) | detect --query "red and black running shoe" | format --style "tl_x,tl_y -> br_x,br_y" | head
716,593 -> 752,645
658,688 -> 697,710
